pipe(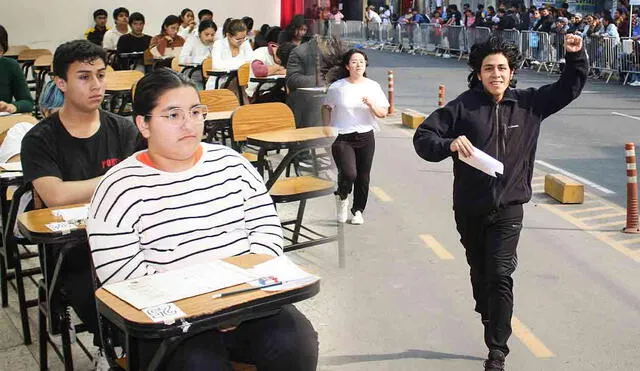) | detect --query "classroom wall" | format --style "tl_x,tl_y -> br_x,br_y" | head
0,1 -> 281,51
